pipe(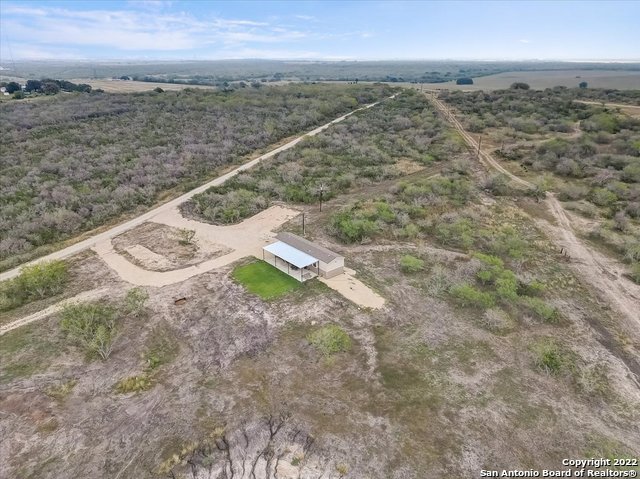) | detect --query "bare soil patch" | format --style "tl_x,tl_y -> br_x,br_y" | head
111,222 -> 231,272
